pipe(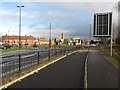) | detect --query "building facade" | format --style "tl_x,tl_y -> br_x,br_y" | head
2,34 -> 36,46
1,35 -> 54,46
38,38 -> 54,45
